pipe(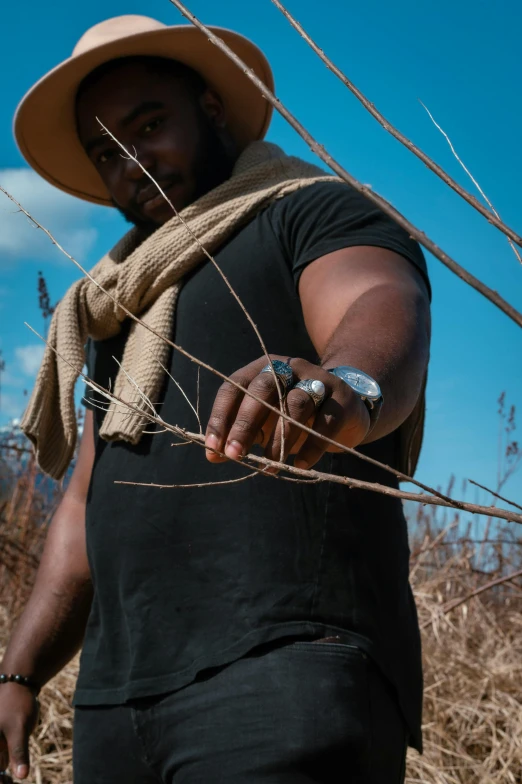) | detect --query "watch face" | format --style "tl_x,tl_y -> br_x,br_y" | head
330,366 -> 381,400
